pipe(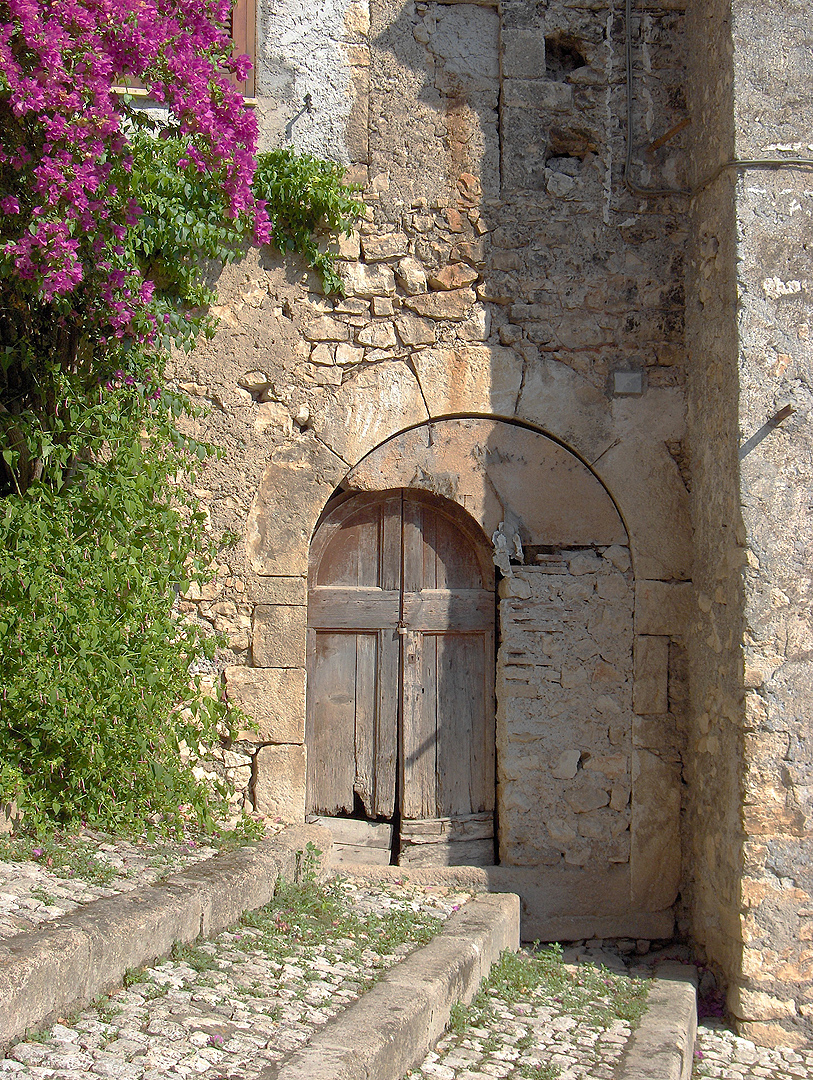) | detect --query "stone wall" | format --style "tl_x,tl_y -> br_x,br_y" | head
167,0 -> 692,937
685,0 -> 813,1046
